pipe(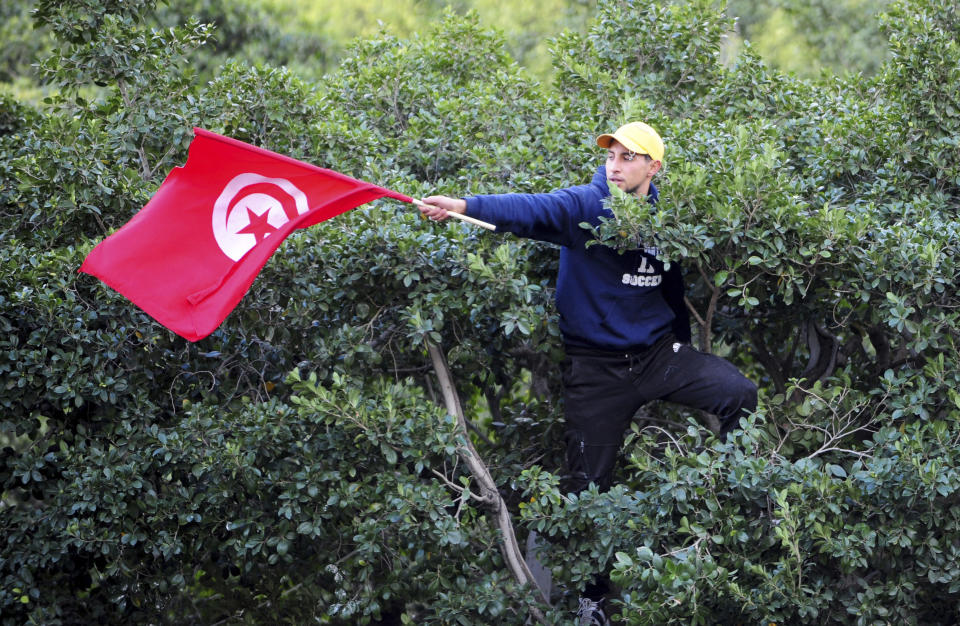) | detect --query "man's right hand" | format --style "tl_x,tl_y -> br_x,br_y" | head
419,195 -> 467,221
